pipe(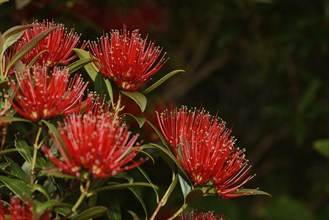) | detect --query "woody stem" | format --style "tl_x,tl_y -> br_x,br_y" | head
30,125 -> 42,184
